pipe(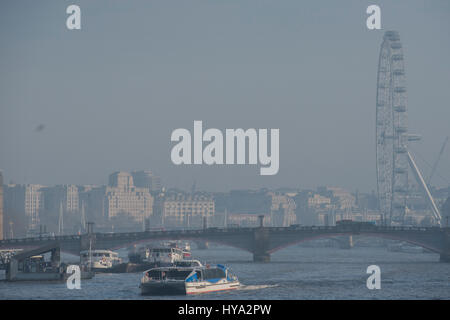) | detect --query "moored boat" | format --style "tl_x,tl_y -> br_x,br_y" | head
80,249 -> 122,271
128,244 -> 184,267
